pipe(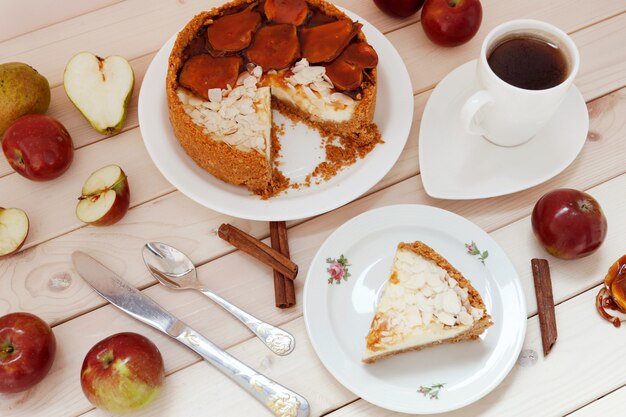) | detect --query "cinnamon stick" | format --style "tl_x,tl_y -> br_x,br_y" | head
270,221 -> 296,308
531,258 -> 558,356
217,224 -> 298,280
